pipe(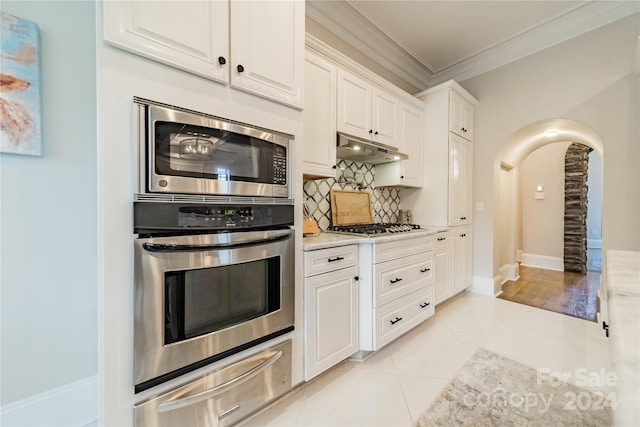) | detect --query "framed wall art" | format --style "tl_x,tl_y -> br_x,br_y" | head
1,12 -> 42,156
